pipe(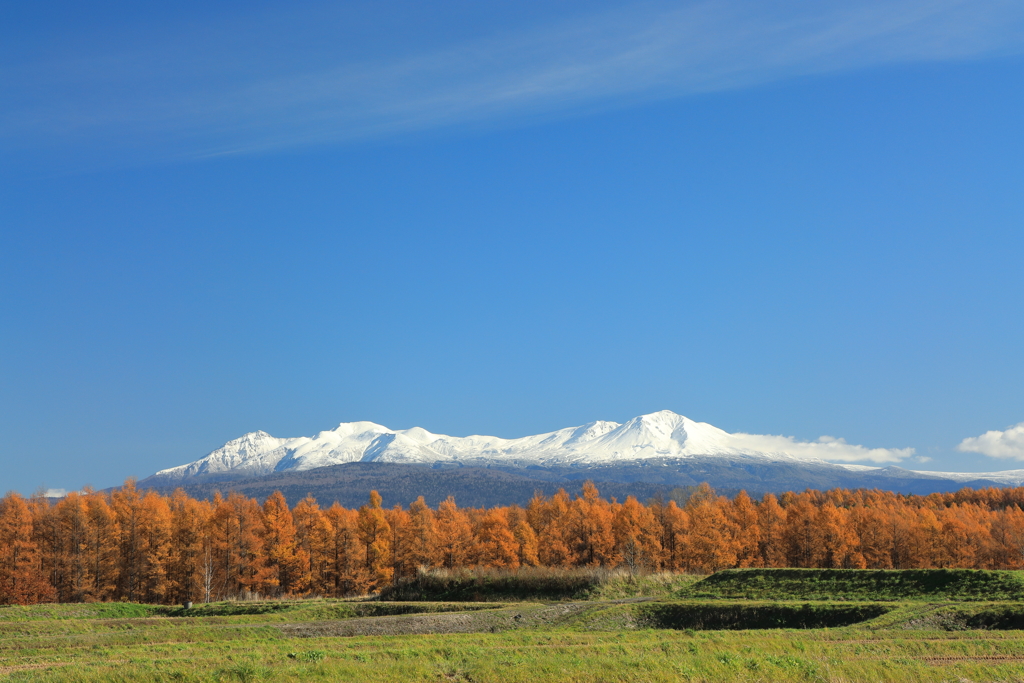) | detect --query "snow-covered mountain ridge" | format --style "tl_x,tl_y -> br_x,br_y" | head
150,410 -> 1024,486
155,411 -> 744,481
